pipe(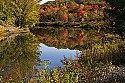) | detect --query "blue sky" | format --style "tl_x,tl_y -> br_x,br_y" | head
39,0 -> 55,5
38,43 -> 81,68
